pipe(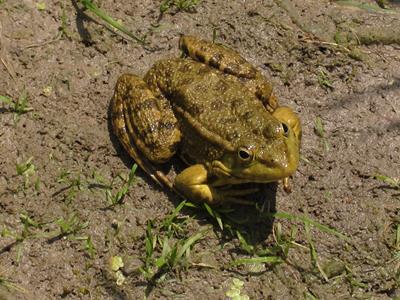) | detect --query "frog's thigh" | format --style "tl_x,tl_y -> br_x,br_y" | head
179,35 -> 257,79
179,35 -> 277,112
174,164 -> 258,205
112,74 -> 181,164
